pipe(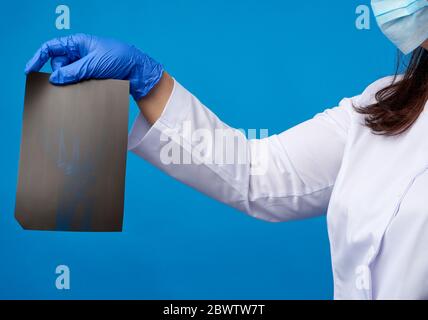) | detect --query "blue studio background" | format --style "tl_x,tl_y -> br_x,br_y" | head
0,1 -> 396,299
